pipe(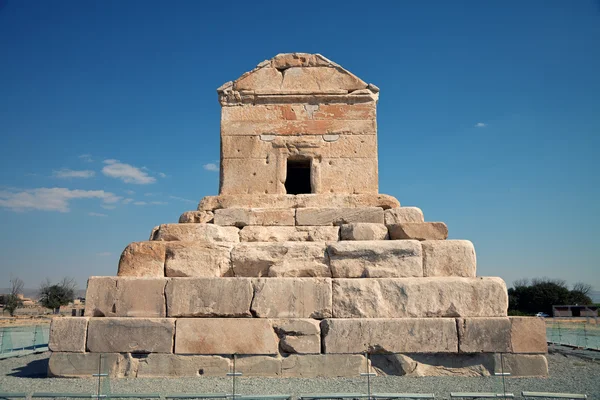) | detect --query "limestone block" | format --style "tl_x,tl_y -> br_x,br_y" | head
117,241 -> 166,277
84,277 -> 166,318
319,158 -> 378,194
273,318 -> 322,354
220,159 -> 278,195
332,277 -> 508,318
388,222 -> 448,241
510,317 -> 548,353
136,354 -> 230,377
233,66 -> 283,92
214,208 -> 295,227
384,207 -> 424,224
165,278 -> 253,317
422,240 -> 476,277
493,354 -> 548,377
165,242 -> 233,277
251,278 -> 332,318
340,223 -> 388,241
271,53 -> 331,69
153,224 -> 239,242
240,226 -> 340,242
48,352 -> 134,378
281,354 -> 367,377
328,241 -> 422,278
223,103 -> 375,122
322,318 -> 458,354
198,194 -> 400,211
235,355 -> 282,376
87,318 -> 175,353
296,207 -> 384,226
231,242 -> 330,277
457,318 -> 512,353
221,120 -> 376,137
179,210 -> 214,224
280,336 -> 320,354
221,135 -> 377,159
175,318 -> 278,355
279,67 -> 367,93
371,353 -> 496,377
48,317 -> 88,352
